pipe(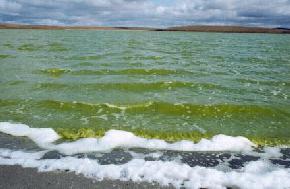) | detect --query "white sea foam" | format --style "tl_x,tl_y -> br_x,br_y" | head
0,122 -> 255,155
0,122 -> 289,189
260,147 -> 283,159
0,148 -> 290,189
0,149 -> 46,160
0,122 -> 59,145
